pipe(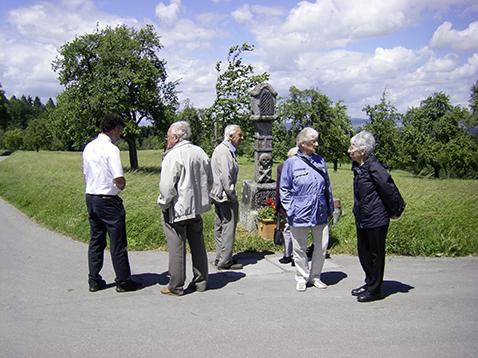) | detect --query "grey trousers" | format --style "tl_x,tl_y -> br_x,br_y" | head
162,215 -> 208,293
214,200 -> 239,267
